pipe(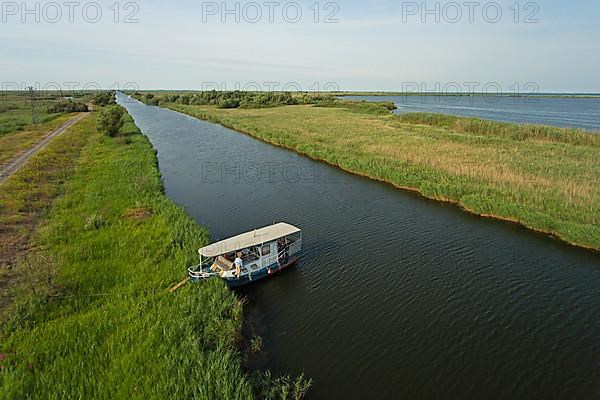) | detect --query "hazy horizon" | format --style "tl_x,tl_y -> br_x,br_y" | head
2,0 -> 599,93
